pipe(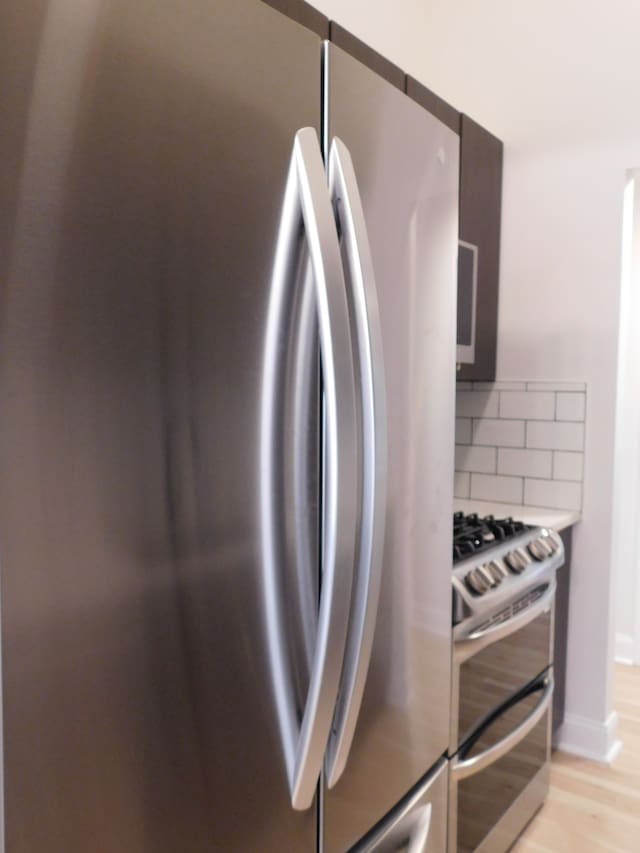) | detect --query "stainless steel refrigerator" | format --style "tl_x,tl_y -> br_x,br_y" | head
0,1 -> 458,851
